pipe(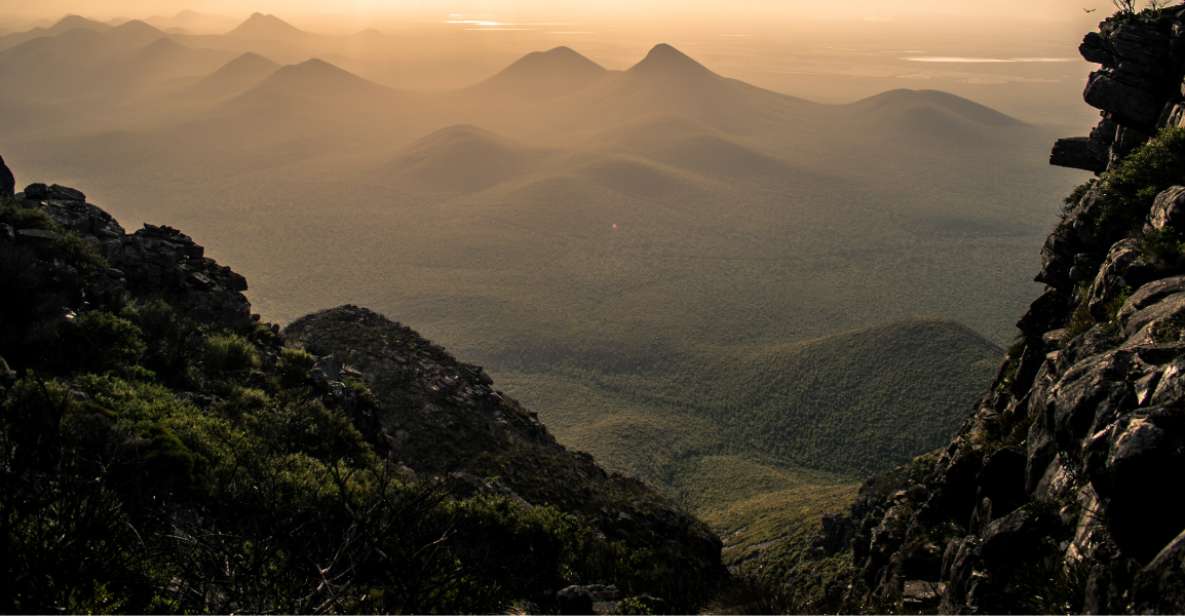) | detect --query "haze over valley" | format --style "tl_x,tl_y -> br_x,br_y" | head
0,1 -> 1096,574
